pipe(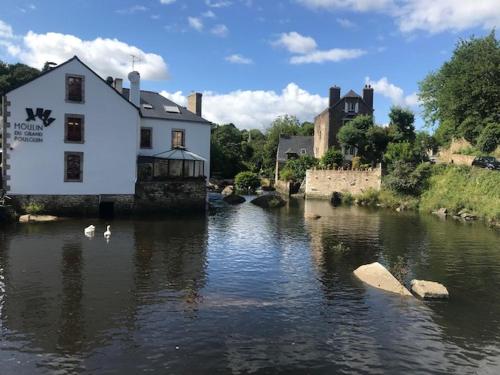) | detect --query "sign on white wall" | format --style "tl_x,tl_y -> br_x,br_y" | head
13,108 -> 55,143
